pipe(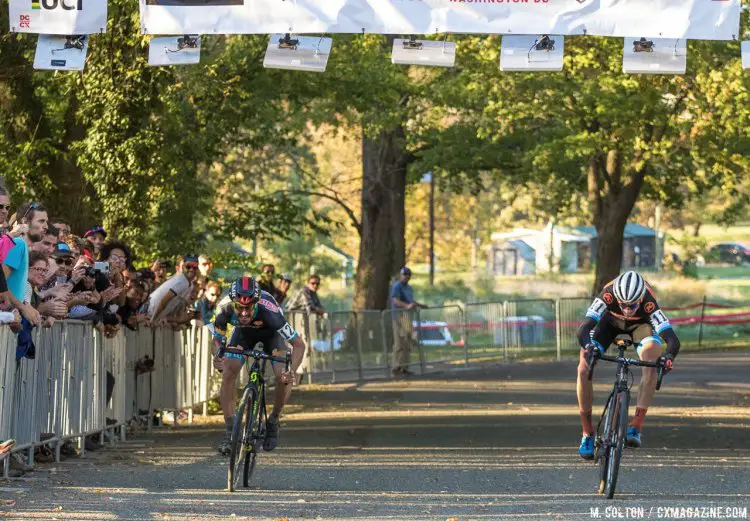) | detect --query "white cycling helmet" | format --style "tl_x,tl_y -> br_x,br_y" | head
612,271 -> 646,304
